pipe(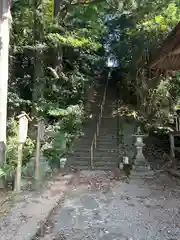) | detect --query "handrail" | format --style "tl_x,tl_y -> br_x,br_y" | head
90,74 -> 109,169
